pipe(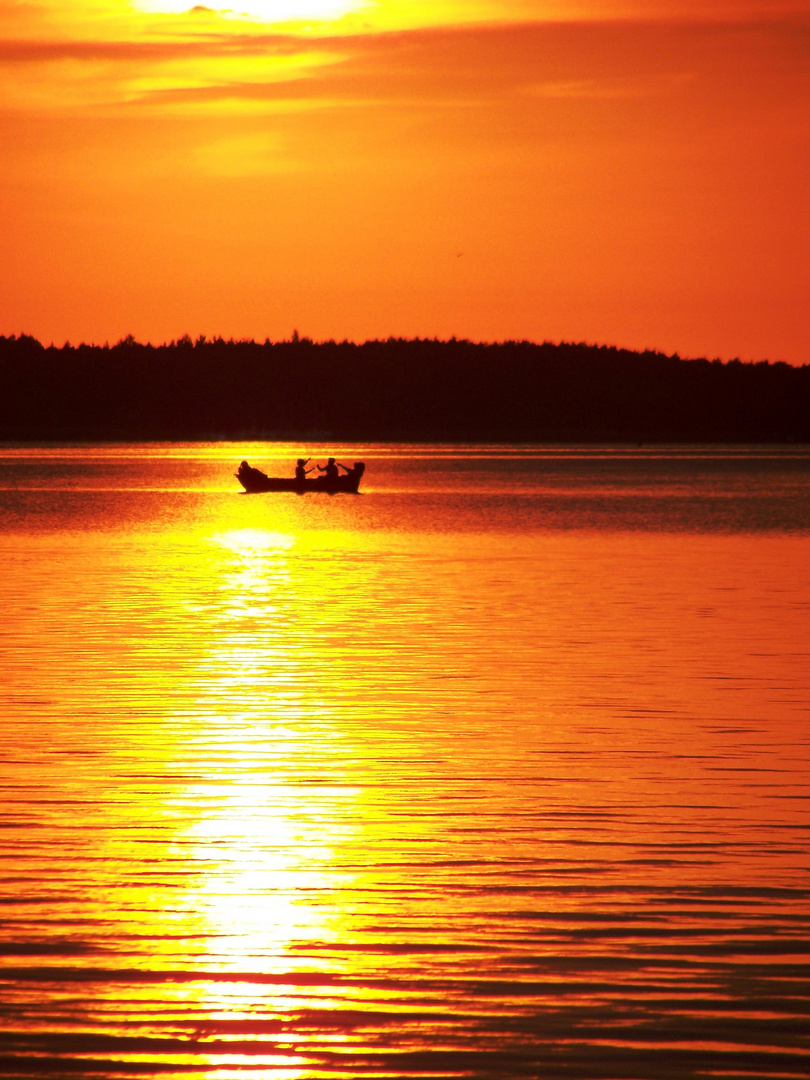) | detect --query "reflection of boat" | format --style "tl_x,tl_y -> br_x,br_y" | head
235,460 -> 365,494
